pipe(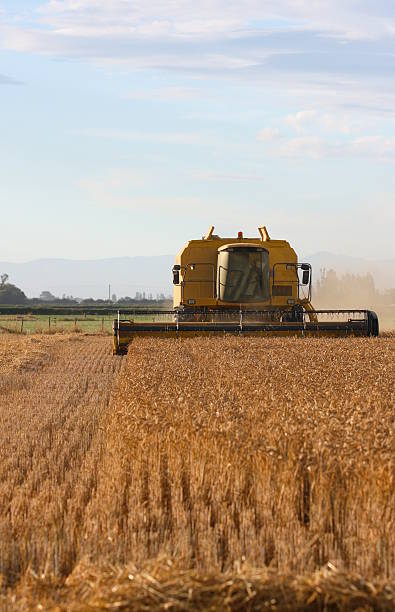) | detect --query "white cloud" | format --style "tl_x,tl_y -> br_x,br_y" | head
284,110 -> 317,132
284,110 -> 362,135
277,136 -> 327,159
2,2 -> 395,58
321,113 -> 355,135
31,1 -> 395,41
256,127 -> 280,141
1,1 -> 395,121
258,132 -> 395,161
256,108 -> 395,160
